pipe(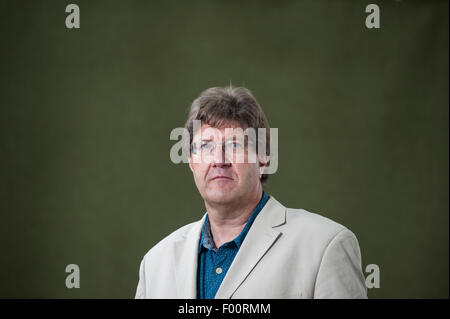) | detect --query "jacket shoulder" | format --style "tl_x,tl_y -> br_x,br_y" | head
142,216 -> 204,260
283,206 -> 355,242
